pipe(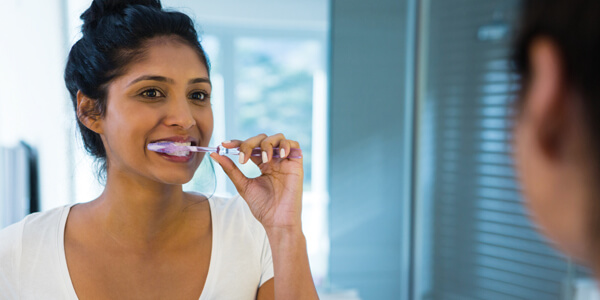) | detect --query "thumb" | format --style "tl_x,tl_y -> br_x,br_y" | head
210,153 -> 250,194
